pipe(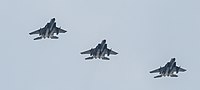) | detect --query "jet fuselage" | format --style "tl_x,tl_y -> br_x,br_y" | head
39,18 -> 57,39
150,58 -> 185,78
